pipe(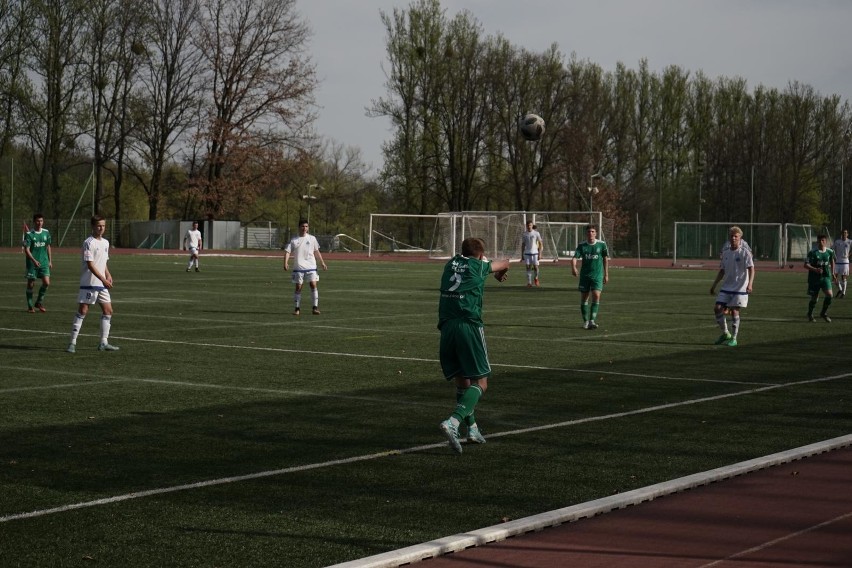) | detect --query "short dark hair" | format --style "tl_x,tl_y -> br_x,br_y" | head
298,219 -> 309,226
586,224 -> 598,232
461,237 -> 485,257
91,214 -> 105,225
33,213 -> 44,221
817,234 -> 827,240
